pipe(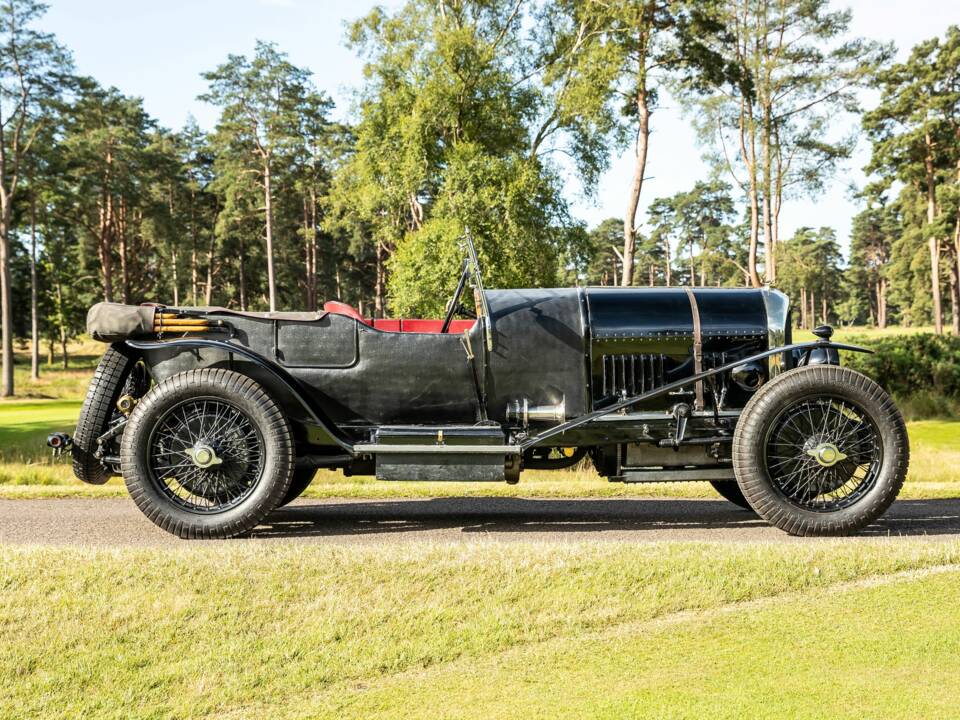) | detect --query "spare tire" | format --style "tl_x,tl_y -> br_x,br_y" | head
72,344 -> 144,484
